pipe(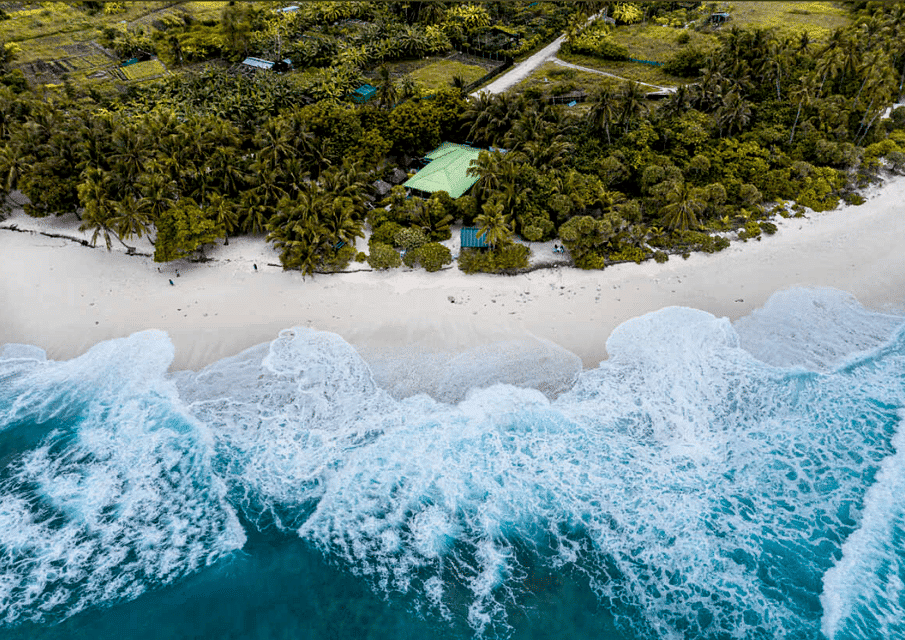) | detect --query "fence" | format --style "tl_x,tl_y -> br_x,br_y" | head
462,57 -> 514,93
629,57 -> 663,67
456,46 -> 513,65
